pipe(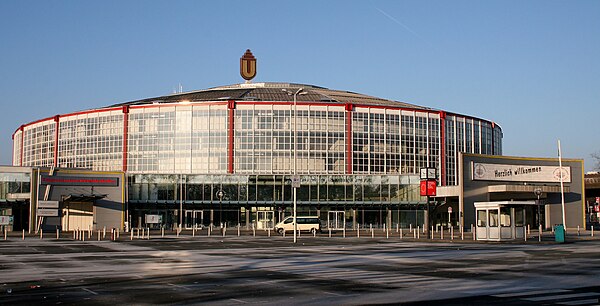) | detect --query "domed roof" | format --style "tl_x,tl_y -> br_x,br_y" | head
110,82 -> 433,110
